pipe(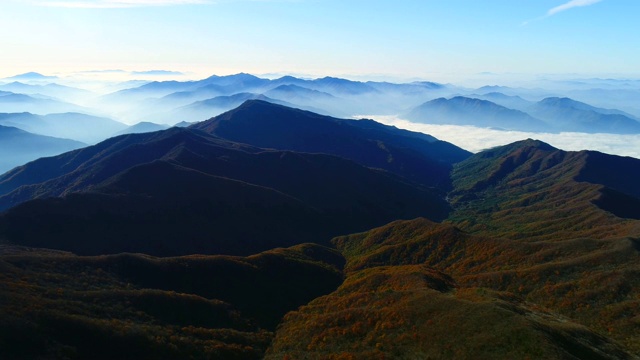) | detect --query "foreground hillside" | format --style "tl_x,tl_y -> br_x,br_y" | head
1,103 -> 640,358
268,140 -> 640,358
0,243 -> 343,359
